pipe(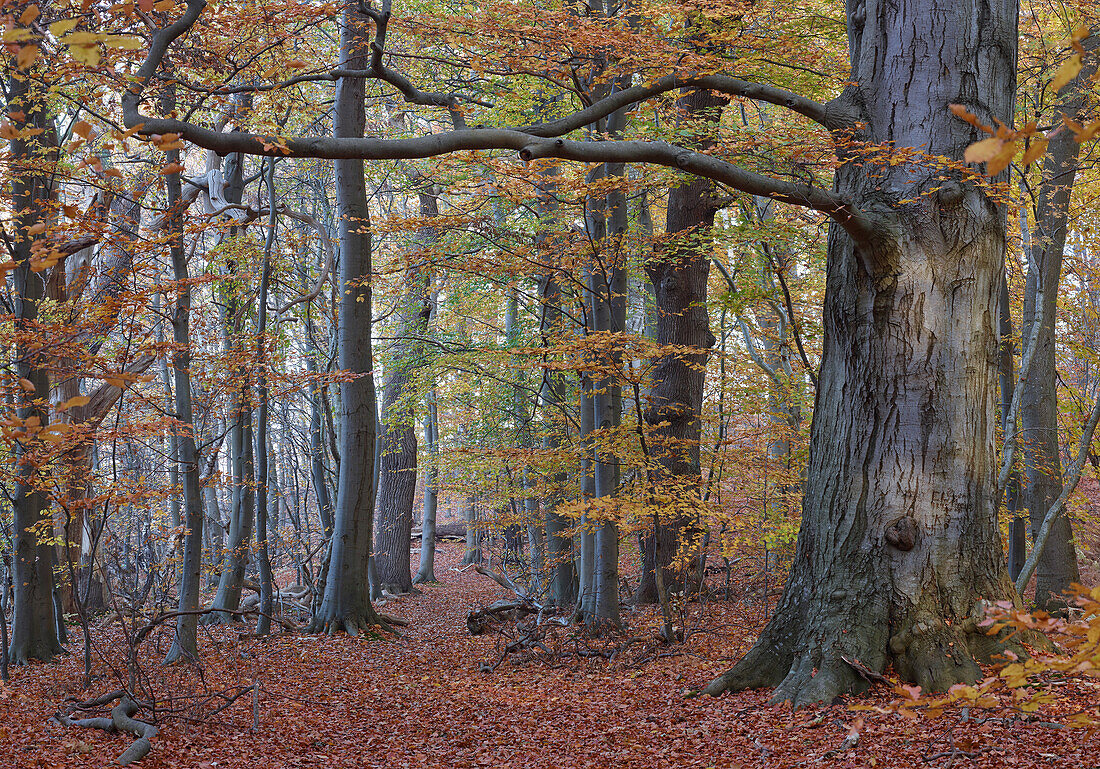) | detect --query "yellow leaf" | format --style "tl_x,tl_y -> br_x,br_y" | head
49,19 -> 80,37
986,140 -> 1017,176
1051,53 -> 1083,93
2,28 -> 34,42
1021,137 -> 1048,167
964,137 -> 1003,164
17,44 -> 38,70
104,34 -> 143,50
68,43 -> 102,66
19,5 -> 40,24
